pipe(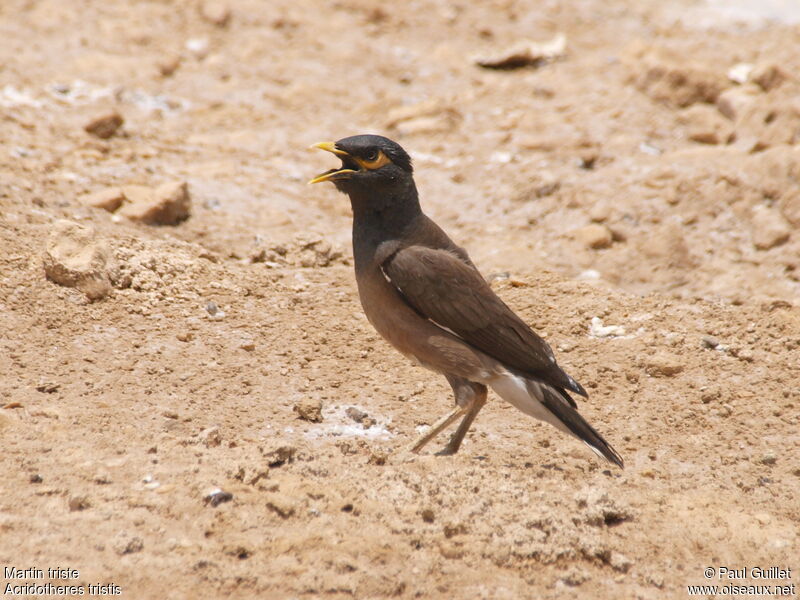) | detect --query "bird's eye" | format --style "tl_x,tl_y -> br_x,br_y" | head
365,150 -> 378,161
